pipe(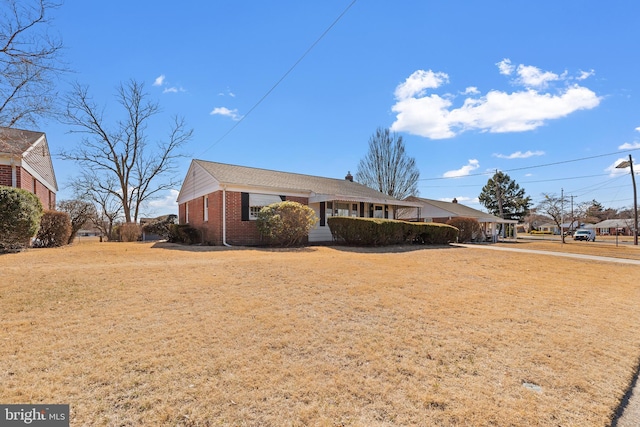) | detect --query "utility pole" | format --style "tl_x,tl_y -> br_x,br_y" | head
615,155 -> 638,246
561,188 -> 565,244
